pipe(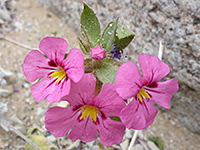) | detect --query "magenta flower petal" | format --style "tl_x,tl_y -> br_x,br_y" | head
23,50 -> 50,82
120,99 -> 158,130
68,118 -> 98,143
31,77 -> 56,103
62,74 -> 96,106
39,37 -> 68,65
98,118 -> 125,146
139,54 -> 170,84
90,44 -> 106,60
45,106 -> 77,137
95,83 -> 126,117
31,77 -> 70,103
146,78 -> 179,109
47,79 -> 71,103
115,61 -> 143,99
63,49 -> 84,83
